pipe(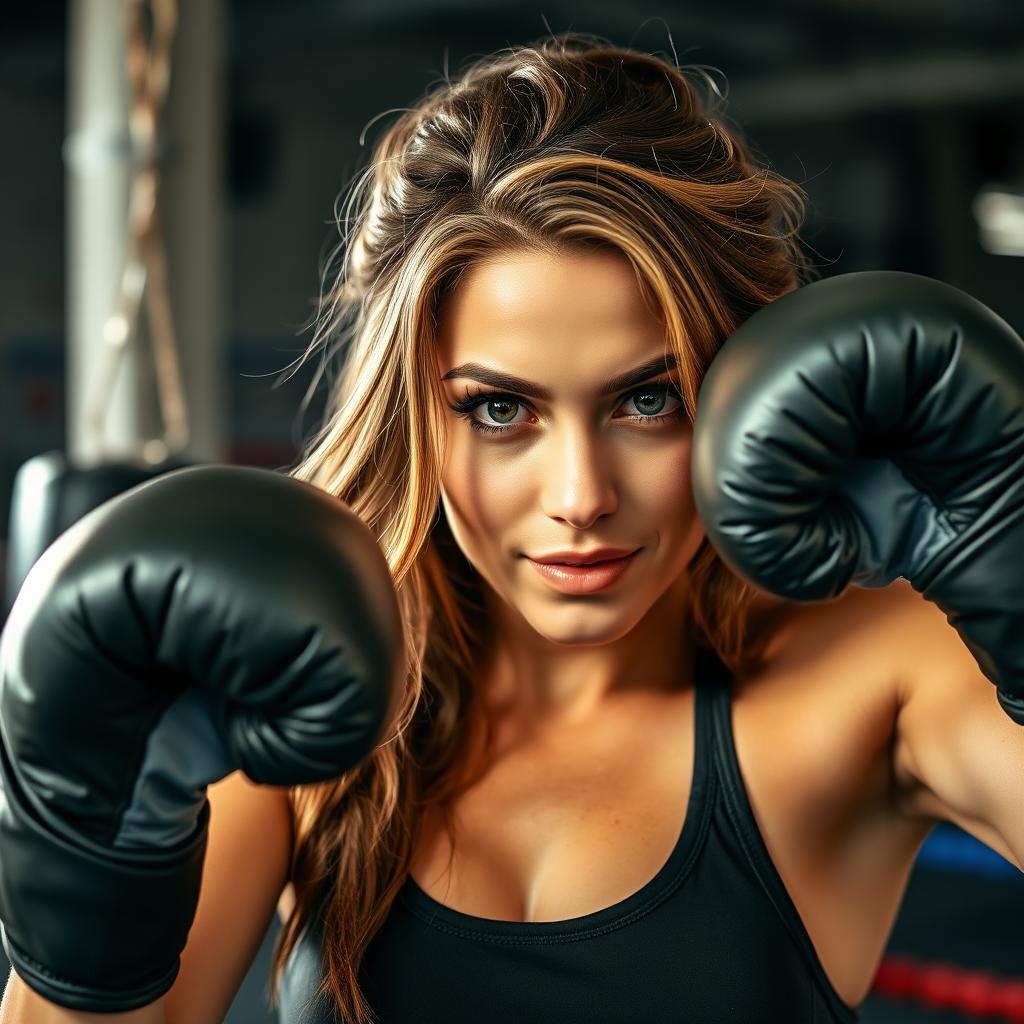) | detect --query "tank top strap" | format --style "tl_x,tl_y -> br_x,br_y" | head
691,642 -> 725,779
698,643 -> 860,1024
